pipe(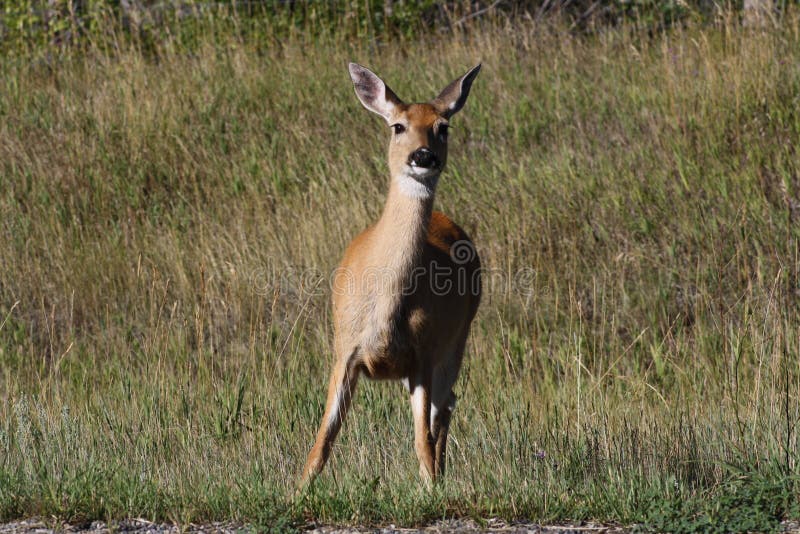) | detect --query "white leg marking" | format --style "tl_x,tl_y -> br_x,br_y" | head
326,386 -> 343,428
412,385 -> 426,414
430,404 -> 439,435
